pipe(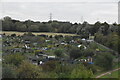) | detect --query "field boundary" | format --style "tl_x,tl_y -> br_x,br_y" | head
0,31 -> 79,36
